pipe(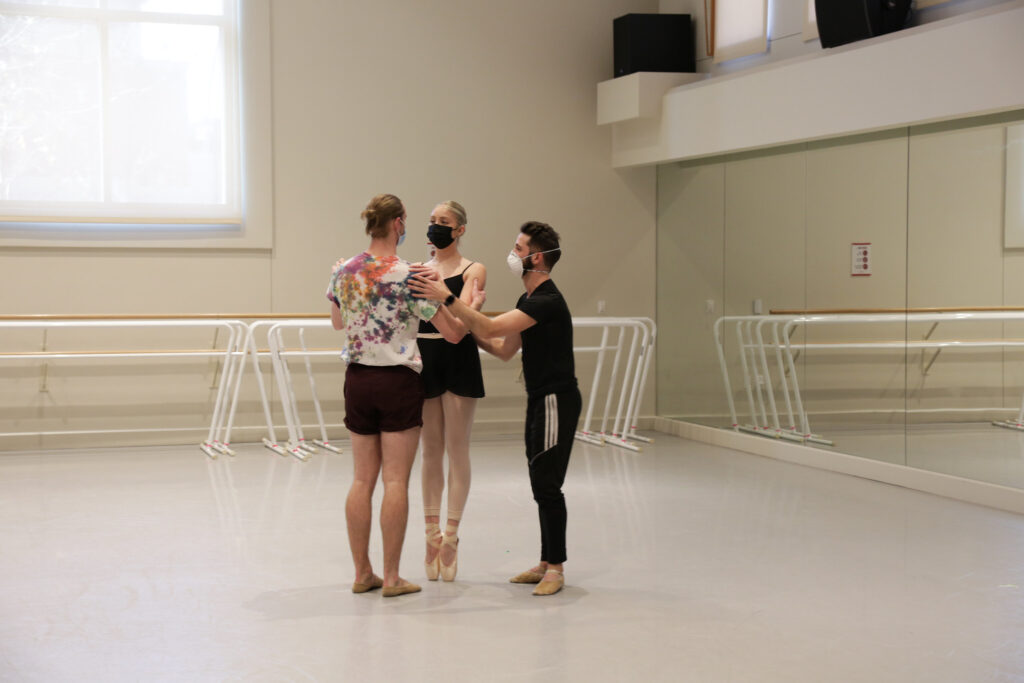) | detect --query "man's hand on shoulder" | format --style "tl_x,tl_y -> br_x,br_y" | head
409,264 -> 451,302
